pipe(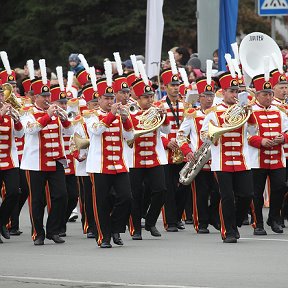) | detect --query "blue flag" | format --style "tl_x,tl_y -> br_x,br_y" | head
218,0 -> 239,71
